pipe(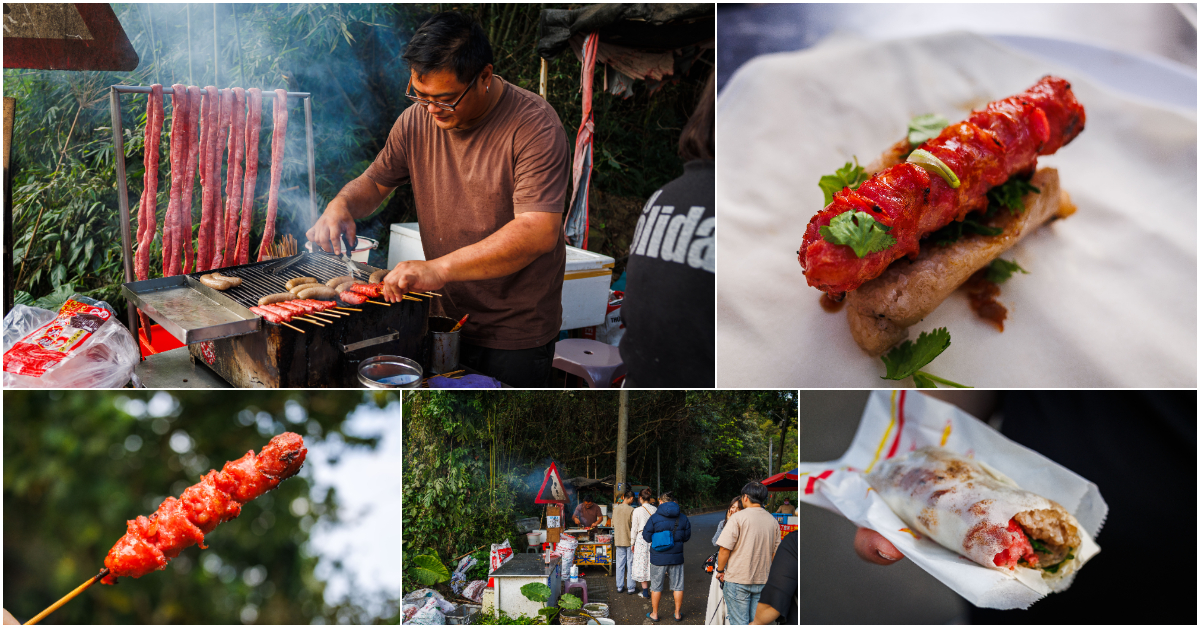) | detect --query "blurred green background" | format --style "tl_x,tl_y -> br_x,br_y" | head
3,390 -> 401,624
